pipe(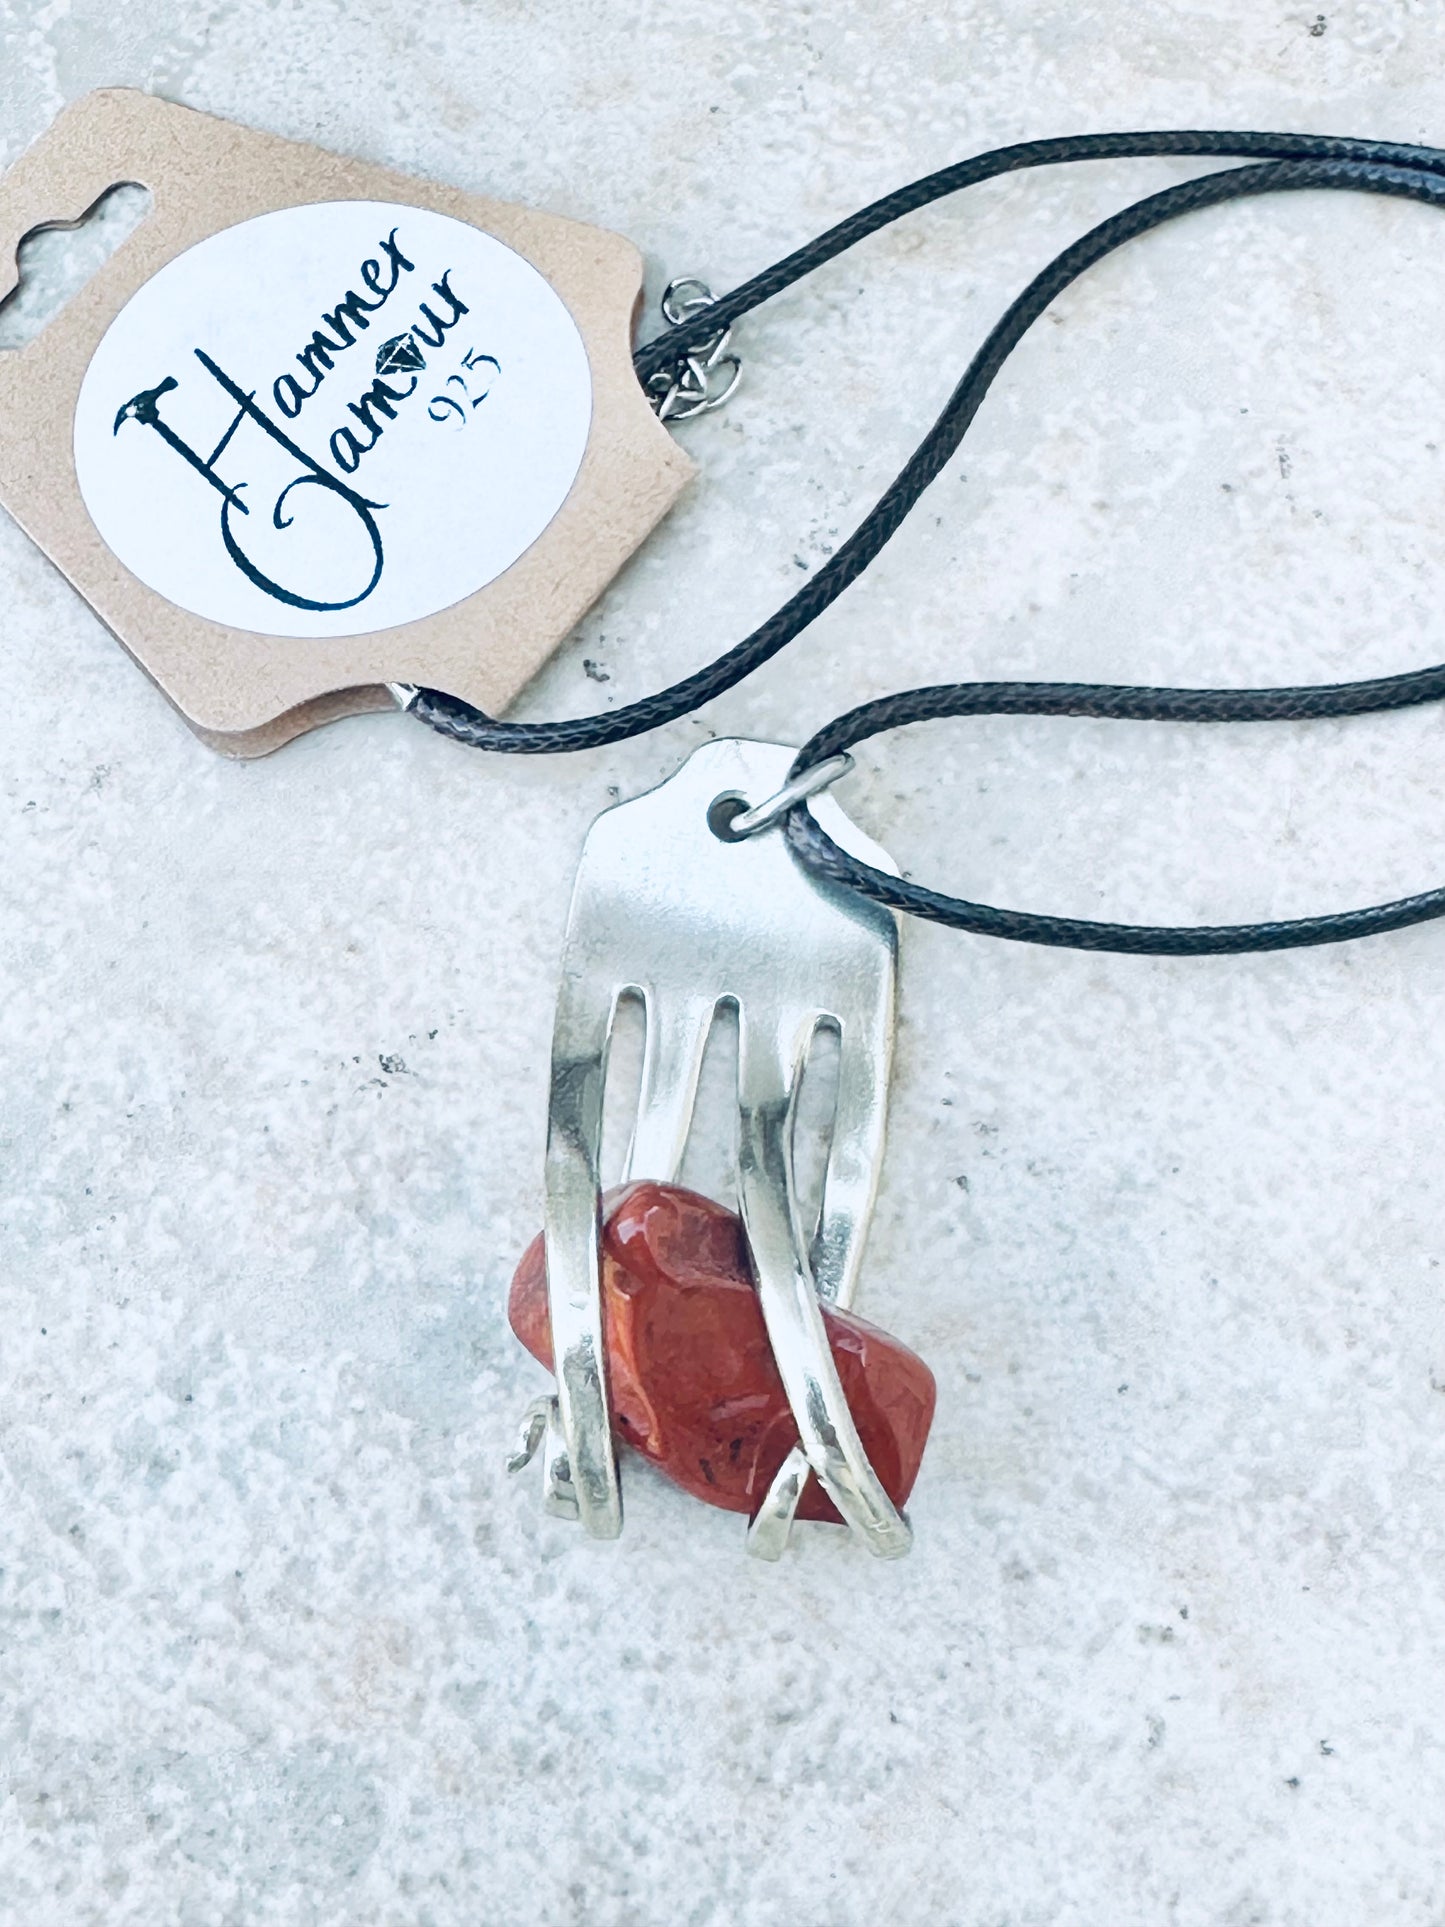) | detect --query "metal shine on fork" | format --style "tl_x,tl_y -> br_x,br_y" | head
511,738 -> 912,1559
